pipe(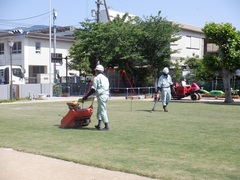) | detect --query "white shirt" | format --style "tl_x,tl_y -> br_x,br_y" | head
181,80 -> 186,86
